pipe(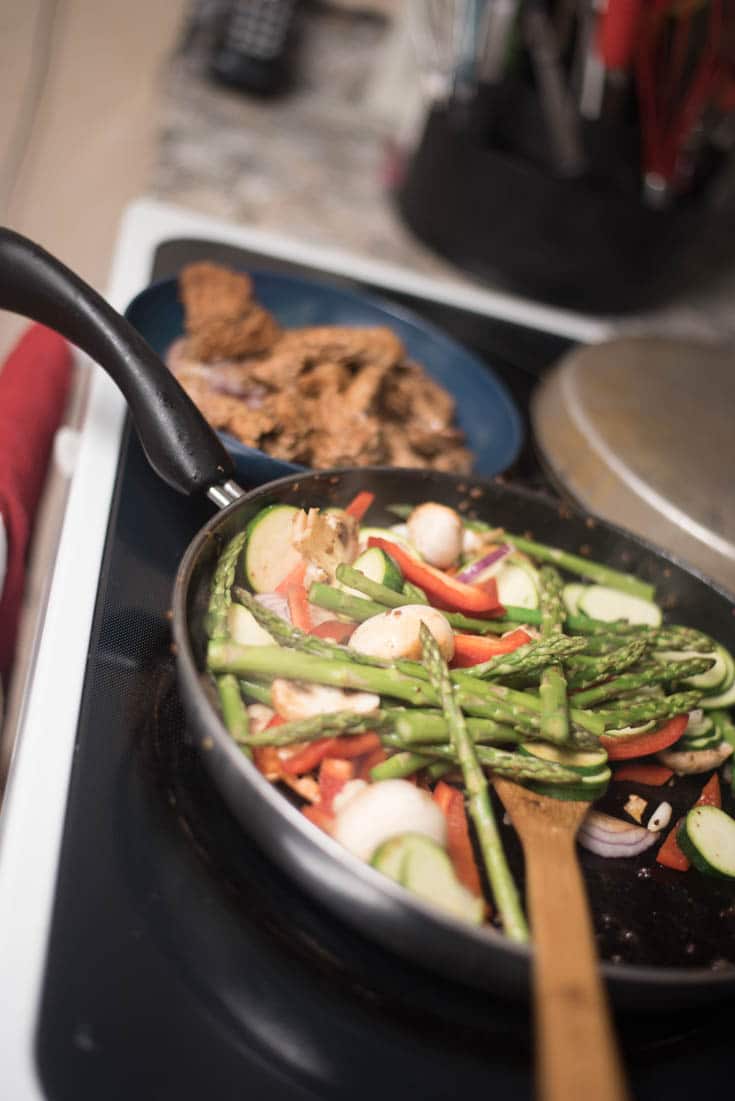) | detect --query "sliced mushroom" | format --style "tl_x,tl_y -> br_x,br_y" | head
270,678 -> 380,721
292,507 -> 359,581
657,741 -> 733,775
348,605 -> 455,662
